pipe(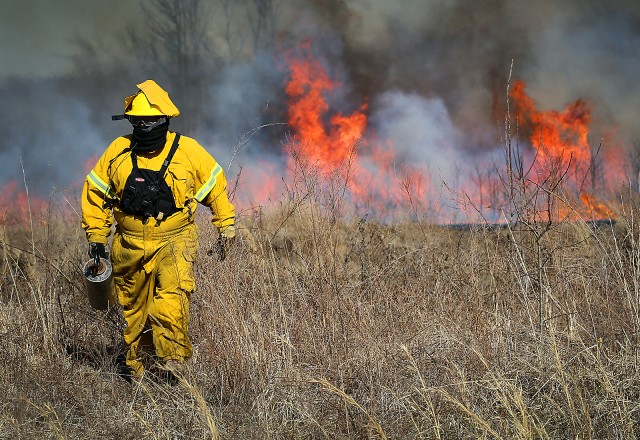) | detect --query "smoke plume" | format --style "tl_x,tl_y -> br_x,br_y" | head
1,0 -> 639,212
